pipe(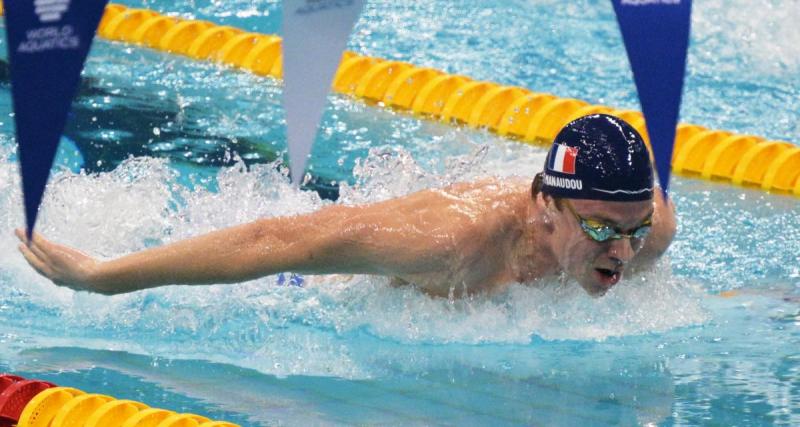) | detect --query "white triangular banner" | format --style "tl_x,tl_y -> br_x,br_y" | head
282,0 -> 365,184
